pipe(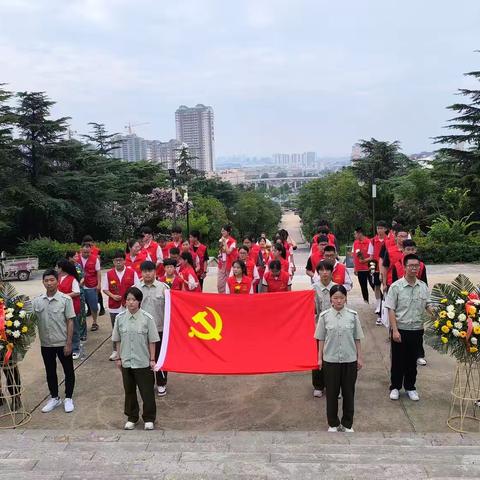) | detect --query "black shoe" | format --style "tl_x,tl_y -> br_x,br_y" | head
80,336 -> 87,342
99,308 -> 105,316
